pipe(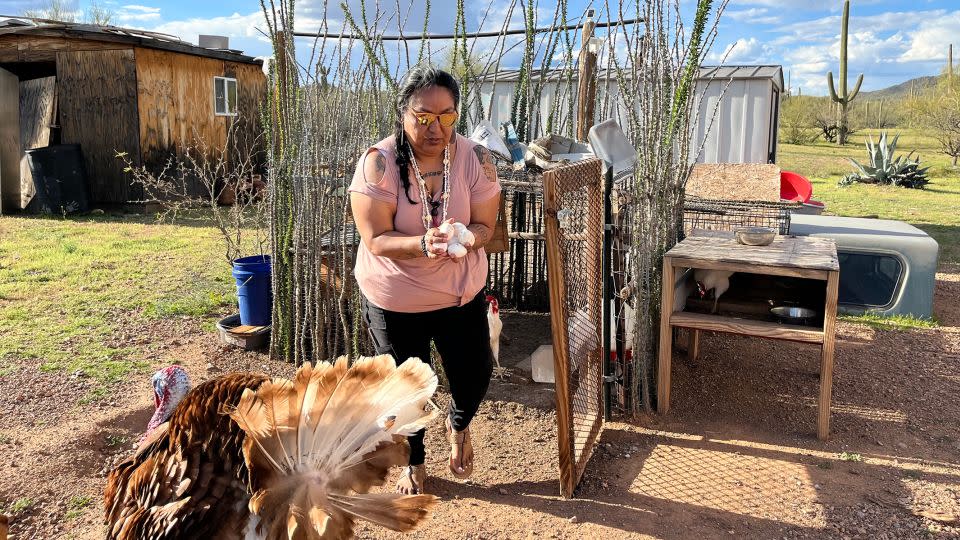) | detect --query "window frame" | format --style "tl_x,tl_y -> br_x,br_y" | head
213,76 -> 239,117
836,248 -> 907,310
